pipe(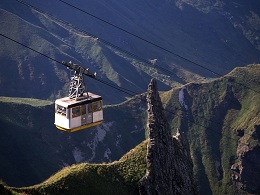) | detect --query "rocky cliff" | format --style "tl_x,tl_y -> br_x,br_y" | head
139,79 -> 198,195
231,125 -> 260,194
